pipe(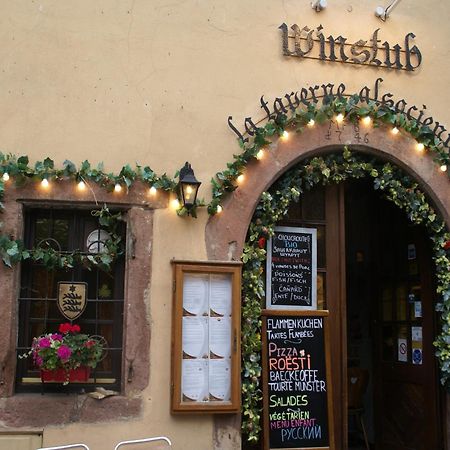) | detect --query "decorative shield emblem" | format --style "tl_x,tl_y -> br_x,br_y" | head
57,282 -> 88,321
